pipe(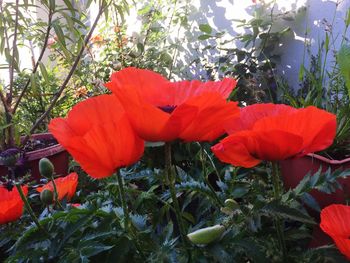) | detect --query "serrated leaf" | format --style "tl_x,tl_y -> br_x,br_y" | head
262,201 -> 315,224
300,193 -> 320,212
79,242 -> 114,257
